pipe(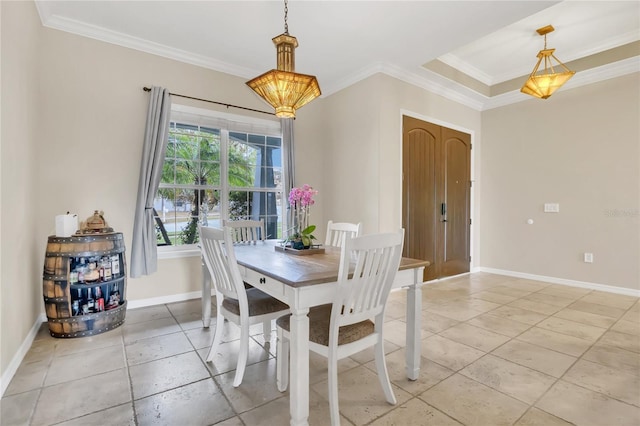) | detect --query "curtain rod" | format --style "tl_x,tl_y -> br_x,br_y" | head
142,87 -> 275,117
